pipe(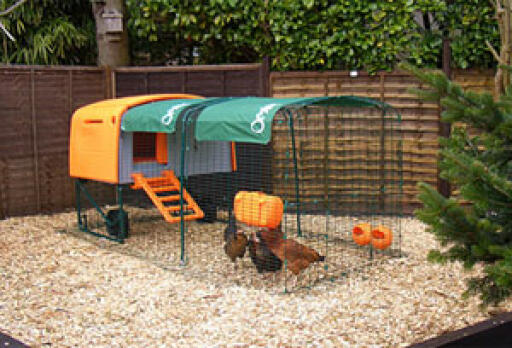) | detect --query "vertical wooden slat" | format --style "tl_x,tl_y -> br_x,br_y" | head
67,70 -> 74,208
379,108 -> 386,211
379,72 -> 385,102
379,72 -> 386,211
68,70 -> 73,114
30,69 -> 41,212
222,71 -> 226,96
323,77 -> 329,208
0,159 -> 6,218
